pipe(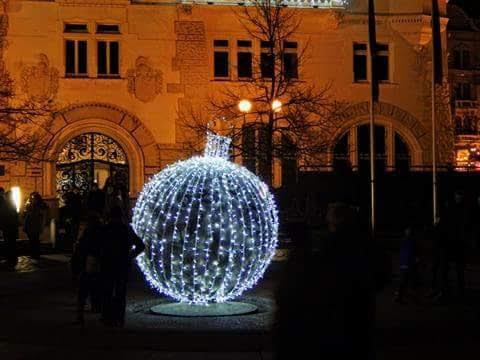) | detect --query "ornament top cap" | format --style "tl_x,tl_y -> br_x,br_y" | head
204,132 -> 231,159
